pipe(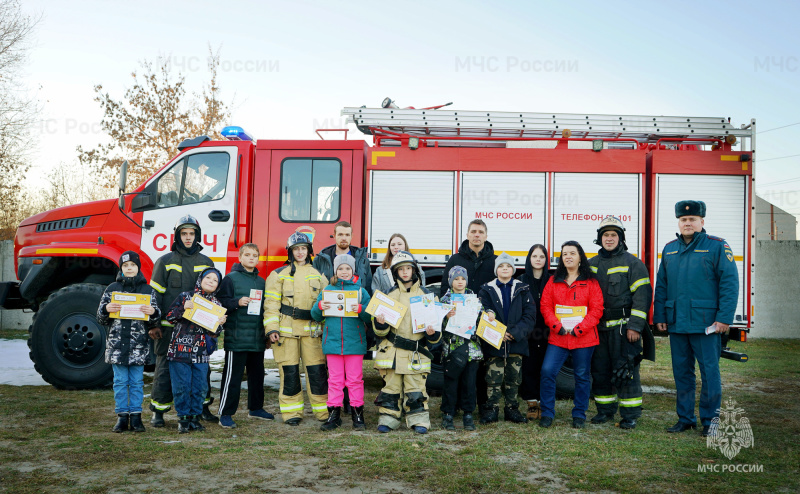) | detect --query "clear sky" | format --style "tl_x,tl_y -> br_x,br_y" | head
18,0 -> 800,222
